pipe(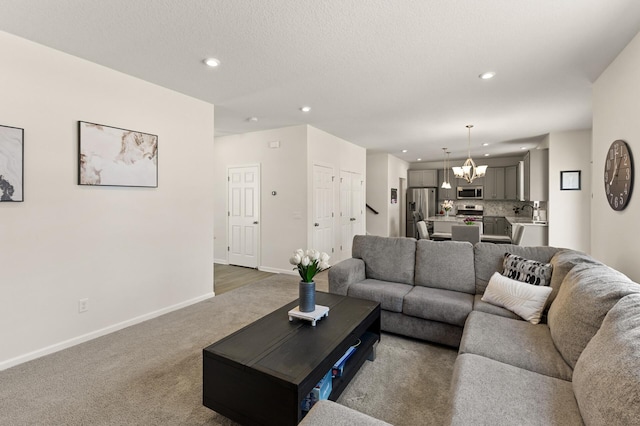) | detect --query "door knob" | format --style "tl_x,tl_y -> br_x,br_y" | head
253,221 -> 259,224
314,223 -> 320,227
350,217 -> 356,221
